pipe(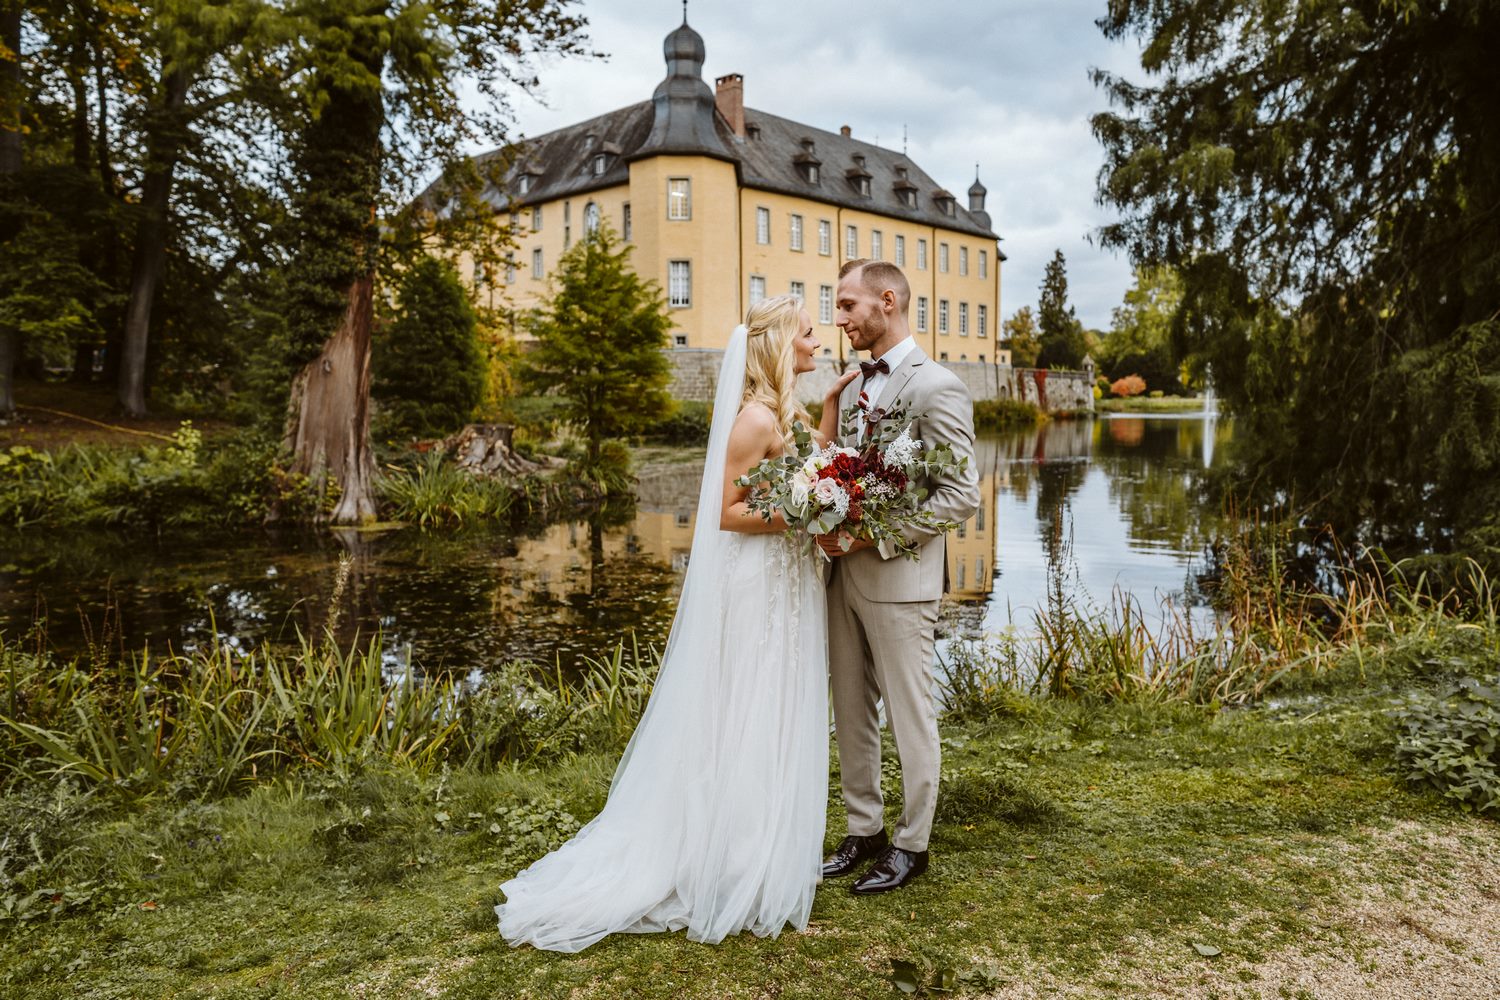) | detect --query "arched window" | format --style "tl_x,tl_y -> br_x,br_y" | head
583,201 -> 600,236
